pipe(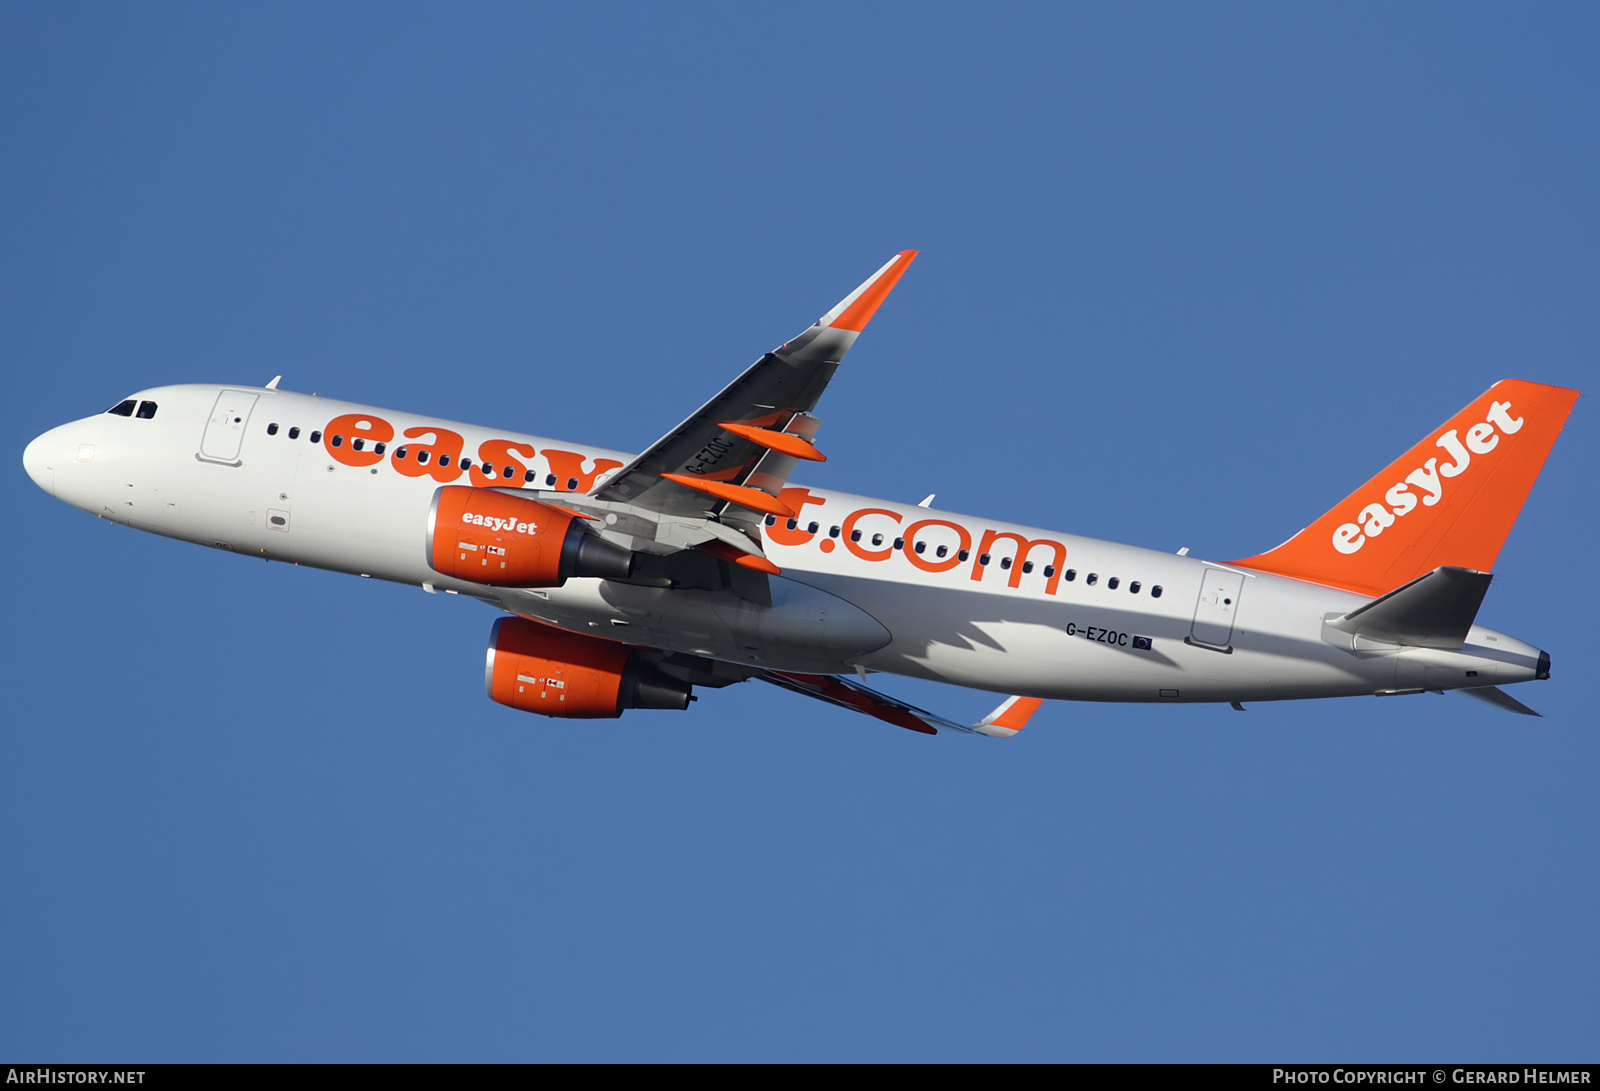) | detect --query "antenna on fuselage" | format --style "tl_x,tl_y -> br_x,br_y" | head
265,375 -> 282,390
918,494 -> 935,508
